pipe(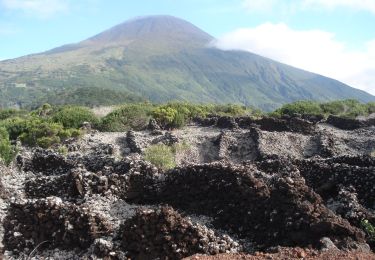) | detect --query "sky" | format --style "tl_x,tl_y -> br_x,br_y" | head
1,0 -> 375,95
